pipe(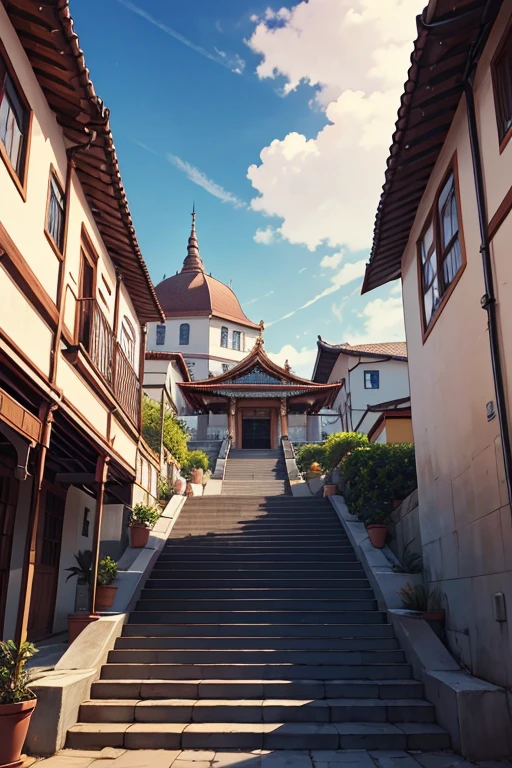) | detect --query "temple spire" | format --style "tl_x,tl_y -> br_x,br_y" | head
181,205 -> 205,274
